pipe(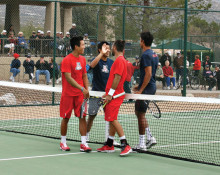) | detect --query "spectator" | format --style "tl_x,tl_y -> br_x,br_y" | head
35,30 -> 43,56
7,24 -> 15,37
203,65 -> 216,91
84,34 -> 91,56
202,55 -> 211,69
6,33 -> 17,56
193,55 -> 201,77
69,23 -> 78,38
124,58 -> 139,94
56,32 -> 64,55
132,56 -> 140,84
63,32 -> 71,55
10,53 -> 21,82
23,55 -> 35,84
17,31 -> 28,54
45,30 -> 53,55
35,55 -> 50,85
160,51 -> 172,67
0,30 -> 8,53
48,57 -> 59,84
162,60 -> 176,90
29,31 -> 37,55
86,59 -> 93,86
213,65 -> 220,90
173,51 -> 184,83
155,62 -> 166,89
60,32 -> 64,39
